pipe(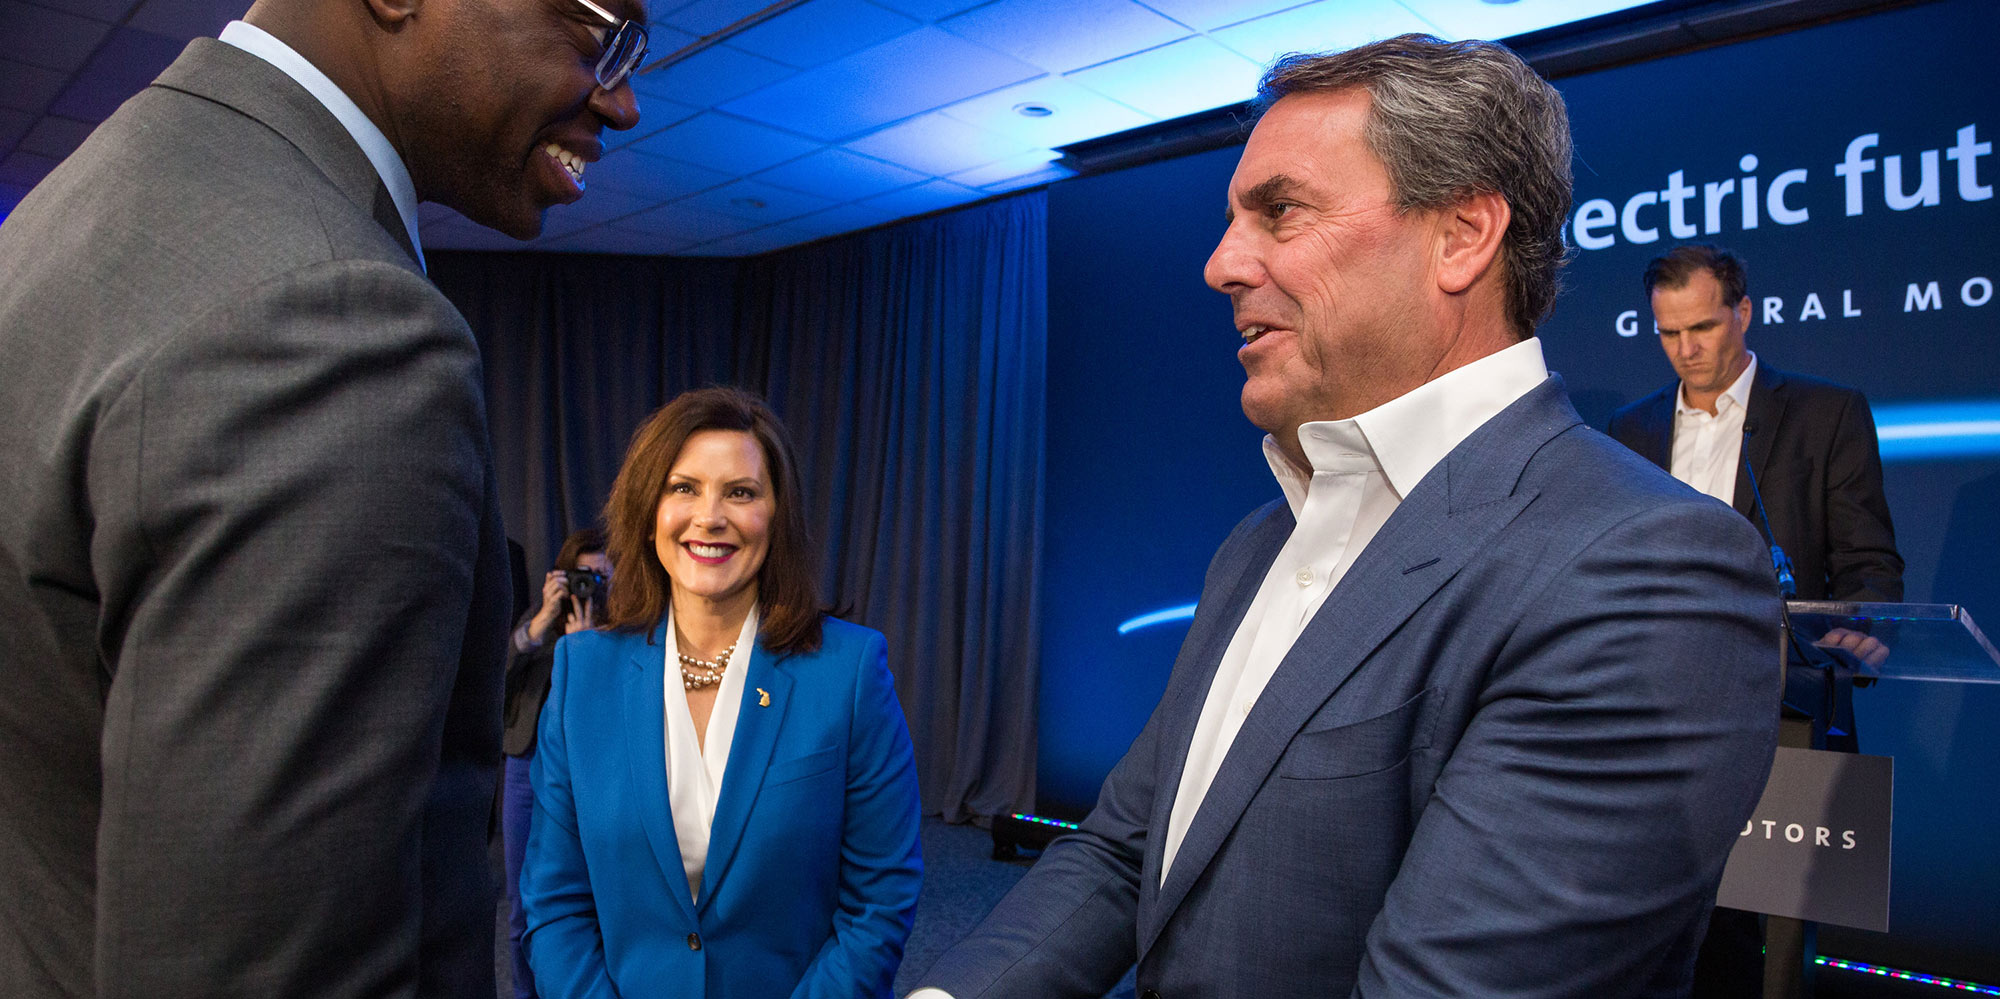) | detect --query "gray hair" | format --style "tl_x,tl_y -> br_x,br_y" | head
1254,34 -> 1573,338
